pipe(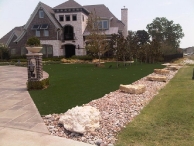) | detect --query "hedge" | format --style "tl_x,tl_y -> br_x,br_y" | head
27,78 -> 49,90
